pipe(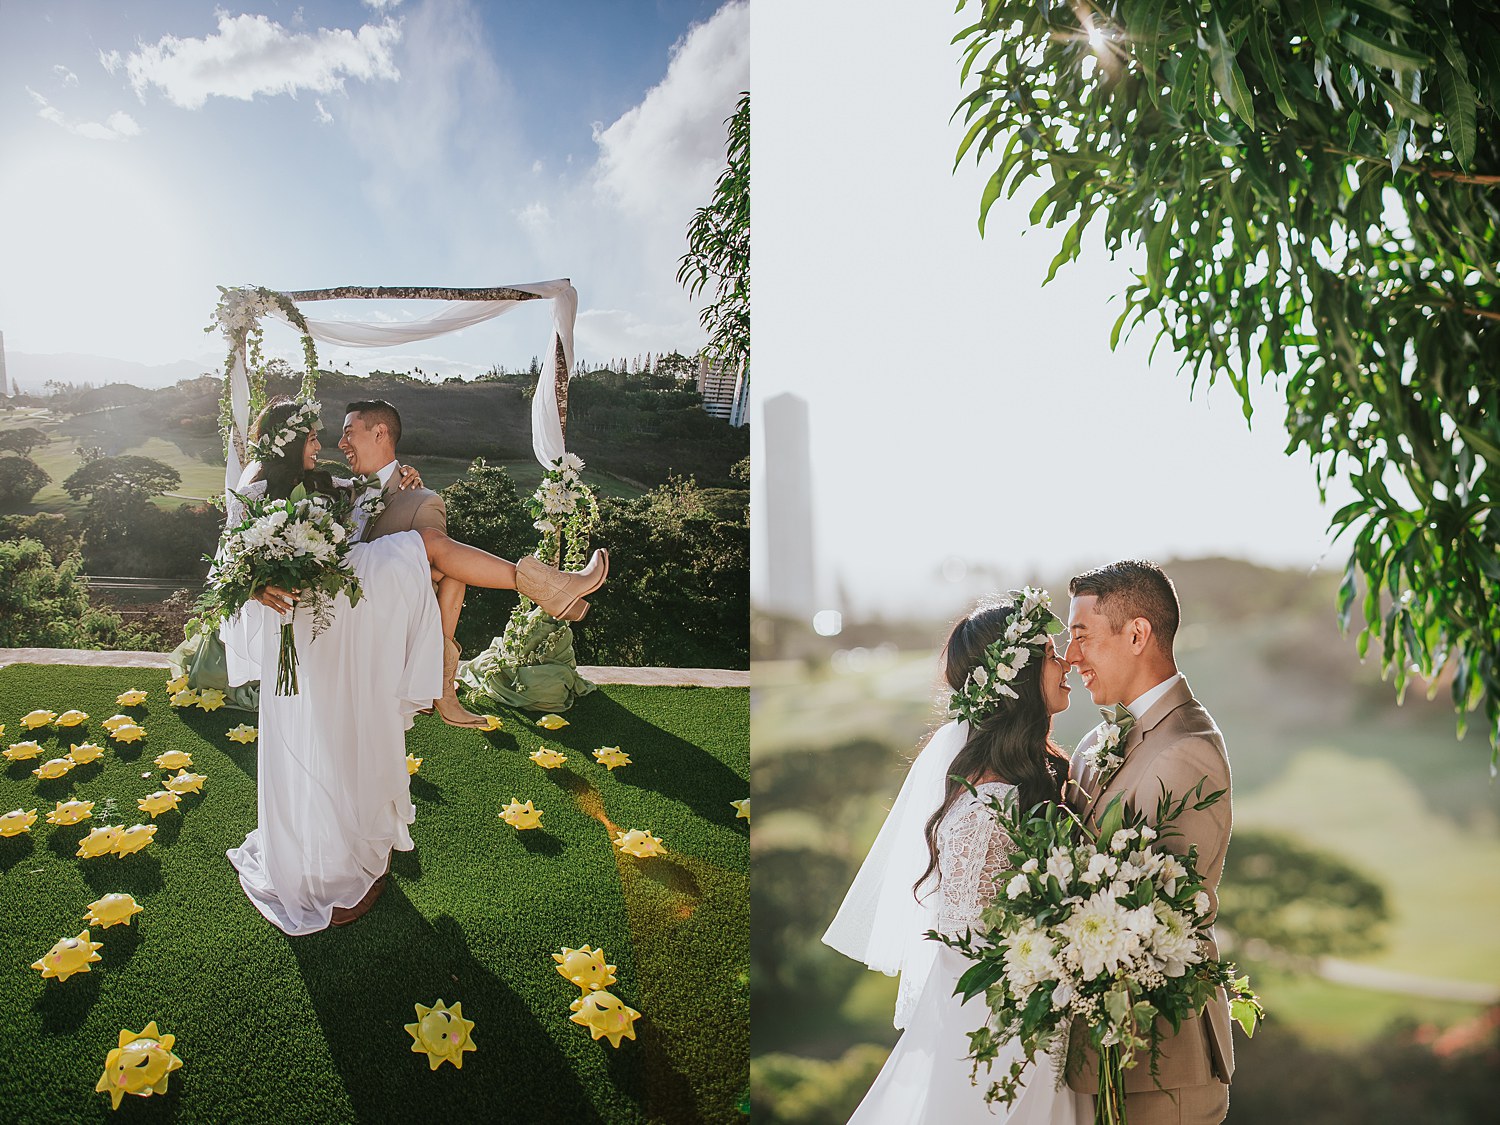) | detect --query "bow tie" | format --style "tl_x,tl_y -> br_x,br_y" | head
1100,703 -> 1136,732
355,474 -> 382,492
